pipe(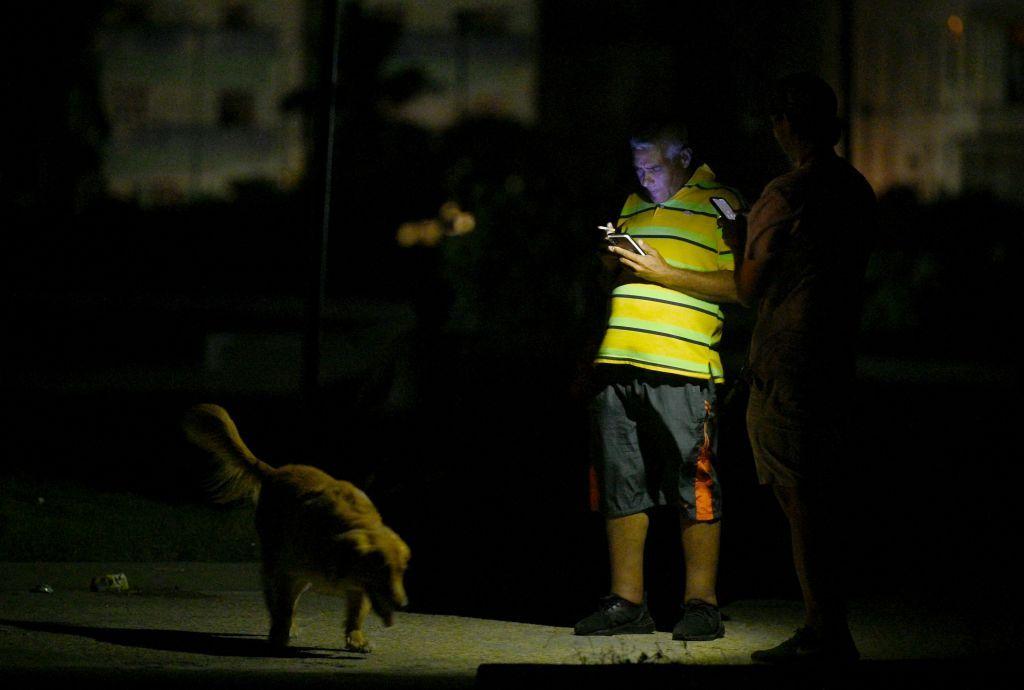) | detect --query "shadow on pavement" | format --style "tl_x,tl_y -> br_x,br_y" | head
0,668 -> 466,690
0,618 -> 363,660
